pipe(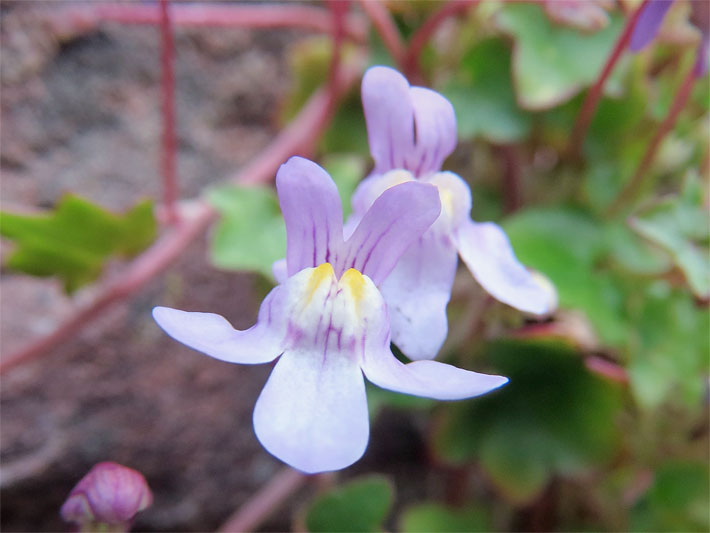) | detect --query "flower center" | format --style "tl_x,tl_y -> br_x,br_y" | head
289,264 -> 377,355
